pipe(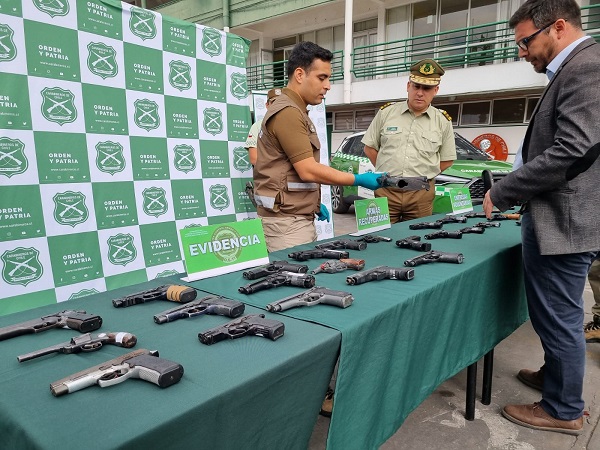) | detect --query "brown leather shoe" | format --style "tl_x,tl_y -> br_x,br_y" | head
584,317 -> 600,343
517,367 -> 544,391
502,403 -> 583,435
